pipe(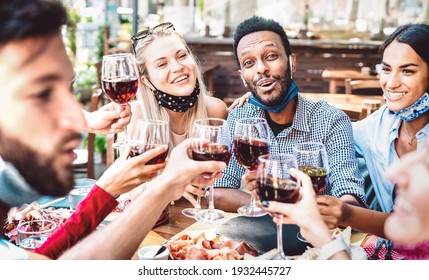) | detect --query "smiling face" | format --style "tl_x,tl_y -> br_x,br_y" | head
236,31 -> 295,107
0,33 -> 86,196
141,35 -> 197,97
380,40 -> 429,112
385,134 -> 429,244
